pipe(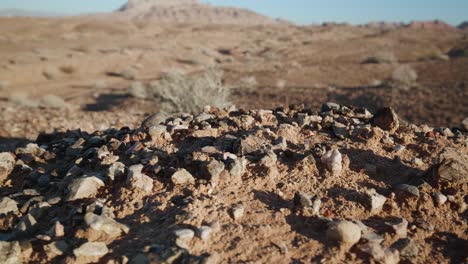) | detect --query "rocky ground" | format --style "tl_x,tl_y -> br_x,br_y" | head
0,103 -> 466,263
